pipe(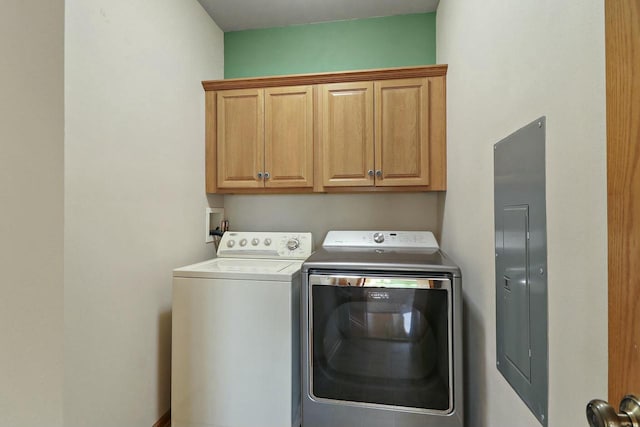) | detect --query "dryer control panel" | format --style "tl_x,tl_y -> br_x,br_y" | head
323,231 -> 439,249
217,232 -> 313,259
